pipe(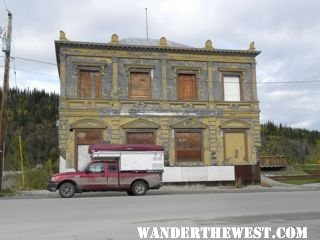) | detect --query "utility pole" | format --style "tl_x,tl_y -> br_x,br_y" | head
0,12 -> 12,191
